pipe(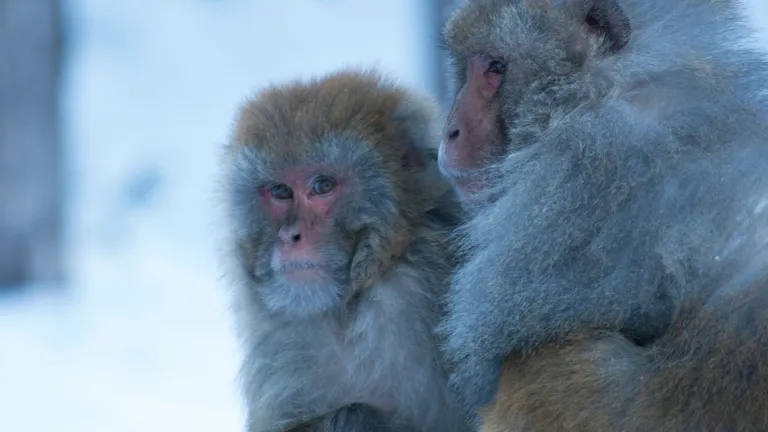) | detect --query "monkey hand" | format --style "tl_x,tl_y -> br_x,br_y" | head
446,351 -> 502,423
440,275 -> 510,418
